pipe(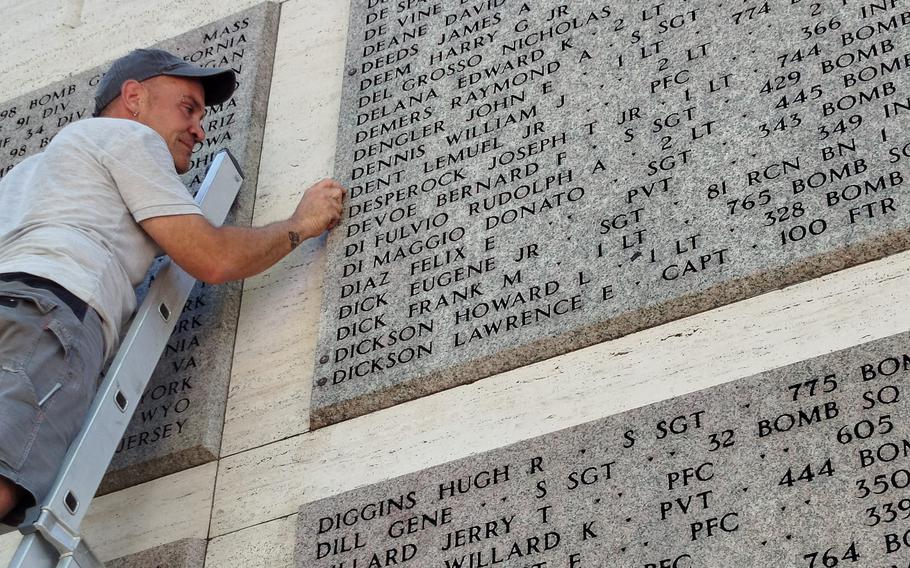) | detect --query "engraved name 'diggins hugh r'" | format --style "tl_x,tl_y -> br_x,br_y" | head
311,0 -> 910,427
